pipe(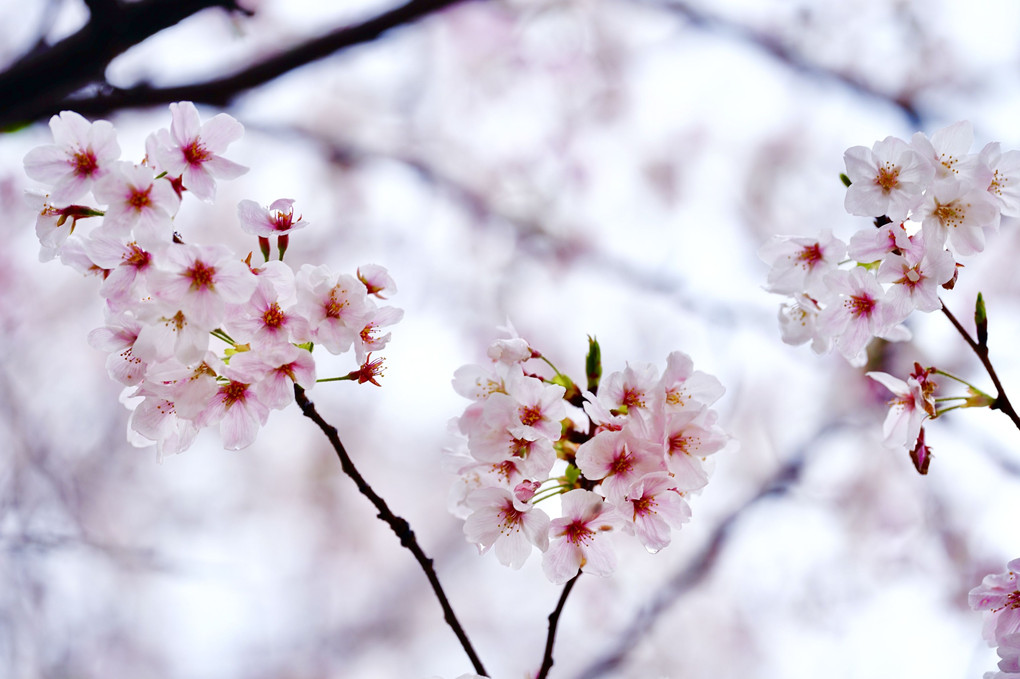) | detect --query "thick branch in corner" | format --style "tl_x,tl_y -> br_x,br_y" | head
0,0 -> 248,128
0,0 -> 470,129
